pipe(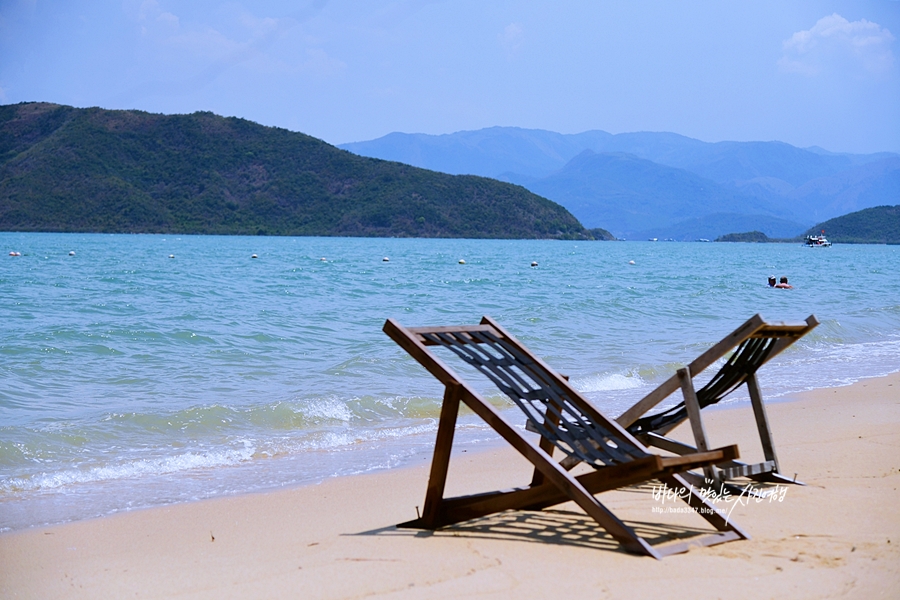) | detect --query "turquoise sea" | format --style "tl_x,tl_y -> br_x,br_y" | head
2,232 -> 899,531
